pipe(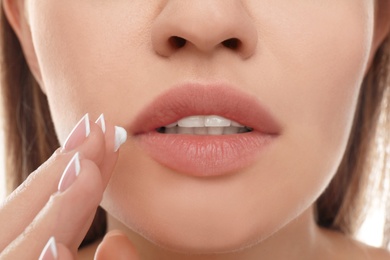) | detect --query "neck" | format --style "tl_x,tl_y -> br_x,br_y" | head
107,207 -> 327,260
